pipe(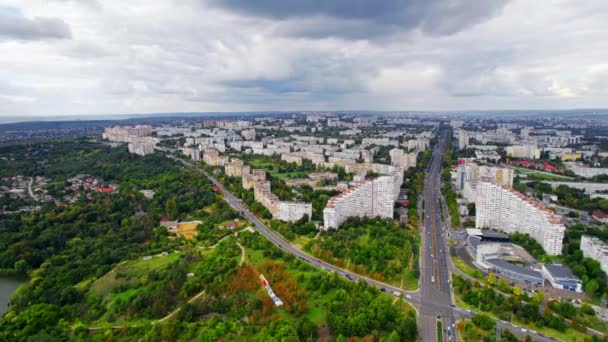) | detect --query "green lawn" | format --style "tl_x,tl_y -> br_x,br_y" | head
89,252 -> 181,296
451,255 -> 483,280
437,320 -> 443,342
